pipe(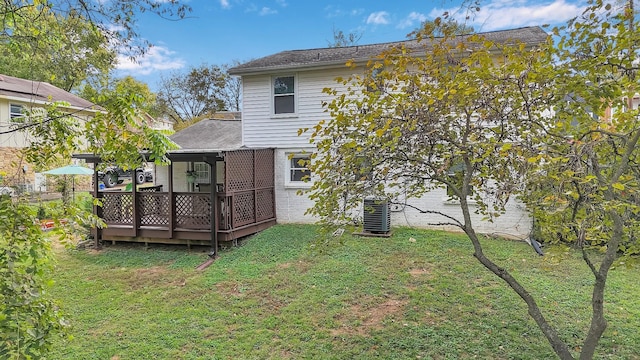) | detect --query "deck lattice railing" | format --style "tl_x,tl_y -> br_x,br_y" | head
100,190 -> 272,231
99,148 -> 276,233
